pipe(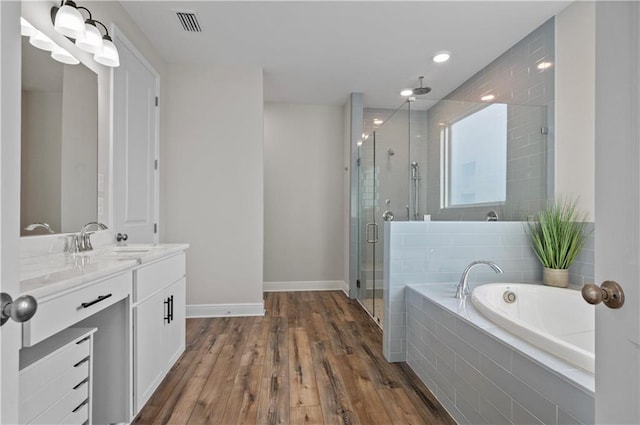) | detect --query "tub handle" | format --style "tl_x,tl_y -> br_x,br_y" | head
582,281 -> 625,309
